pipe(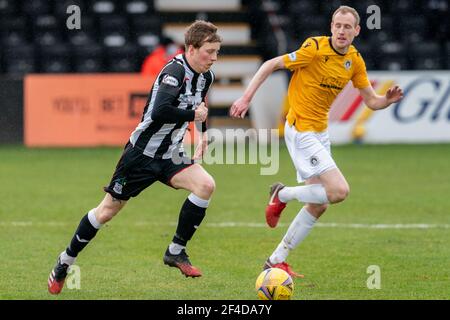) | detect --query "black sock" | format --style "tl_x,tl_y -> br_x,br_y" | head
172,198 -> 207,246
66,213 -> 99,257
